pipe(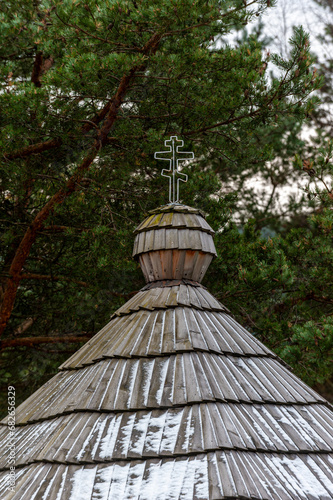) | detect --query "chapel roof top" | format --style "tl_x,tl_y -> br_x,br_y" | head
1,204 -> 333,500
